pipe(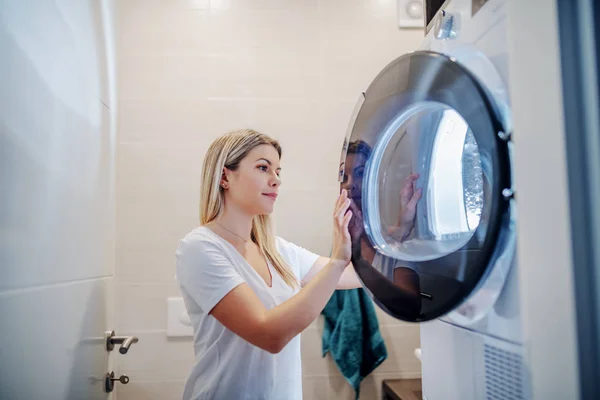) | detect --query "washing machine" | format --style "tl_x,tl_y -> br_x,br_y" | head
339,0 -> 527,399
